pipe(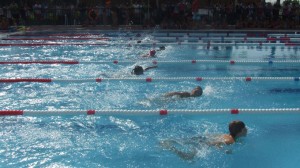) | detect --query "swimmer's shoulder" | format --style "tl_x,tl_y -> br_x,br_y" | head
219,134 -> 235,145
179,92 -> 192,98
207,134 -> 235,146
